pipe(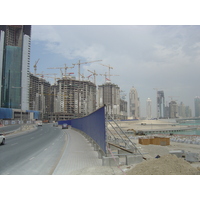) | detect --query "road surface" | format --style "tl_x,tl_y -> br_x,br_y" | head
0,124 -> 67,175
0,124 -> 22,134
